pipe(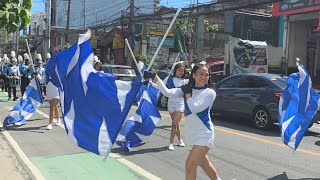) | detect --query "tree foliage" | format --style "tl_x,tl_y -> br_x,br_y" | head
174,10 -> 219,43
0,0 -> 32,33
